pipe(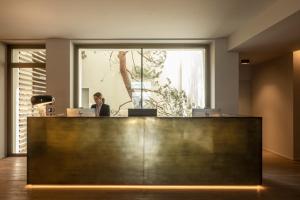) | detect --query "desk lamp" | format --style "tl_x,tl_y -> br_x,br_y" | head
31,95 -> 55,116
